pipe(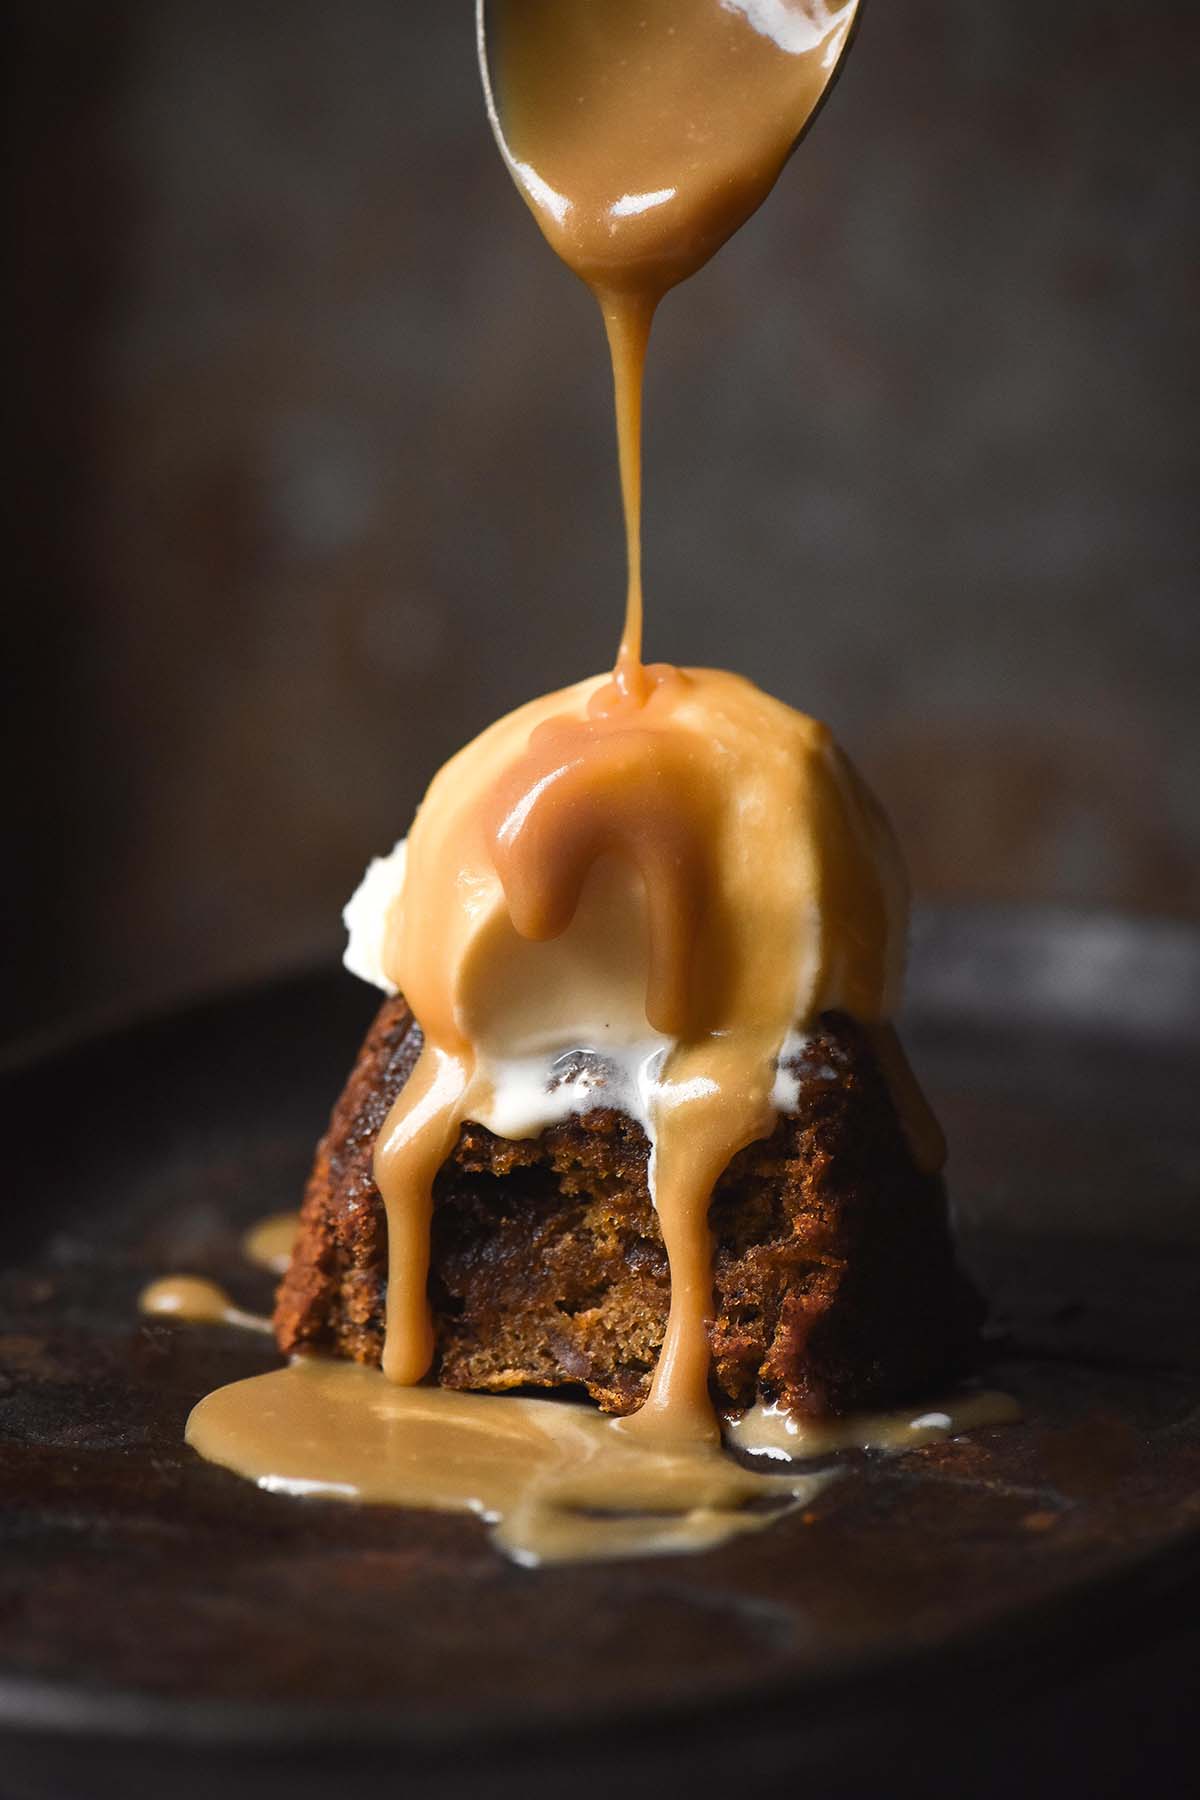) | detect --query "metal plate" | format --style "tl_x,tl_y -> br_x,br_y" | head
0,906 -> 1197,1800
